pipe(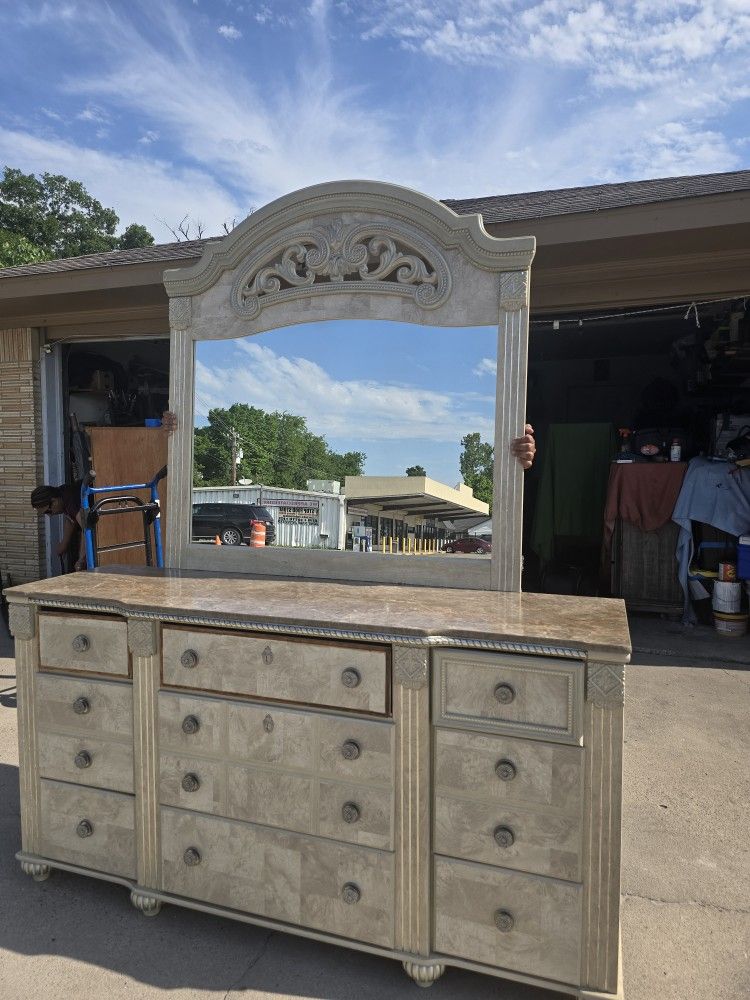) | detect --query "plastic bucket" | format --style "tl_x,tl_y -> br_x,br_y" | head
713,611 -> 749,637
712,581 -> 742,613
